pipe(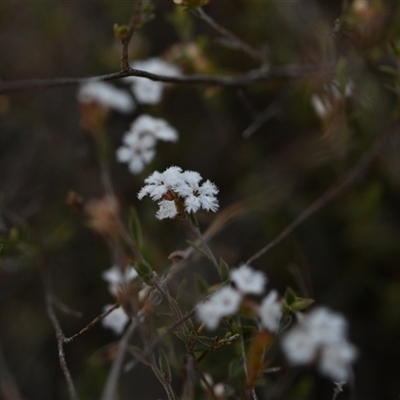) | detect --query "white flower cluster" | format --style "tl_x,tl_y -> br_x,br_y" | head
116,115 -> 179,174
77,81 -> 135,113
196,264 -> 282,331
127,57 -> 181,105
138,166 -> 219,219
281,307 -> 358,382
311,79 -> 354,119
101,265 -> 138,335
